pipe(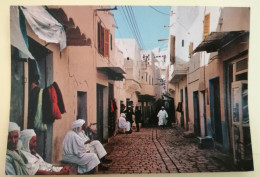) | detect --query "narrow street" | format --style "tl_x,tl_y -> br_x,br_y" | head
99,126 -> 236,174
